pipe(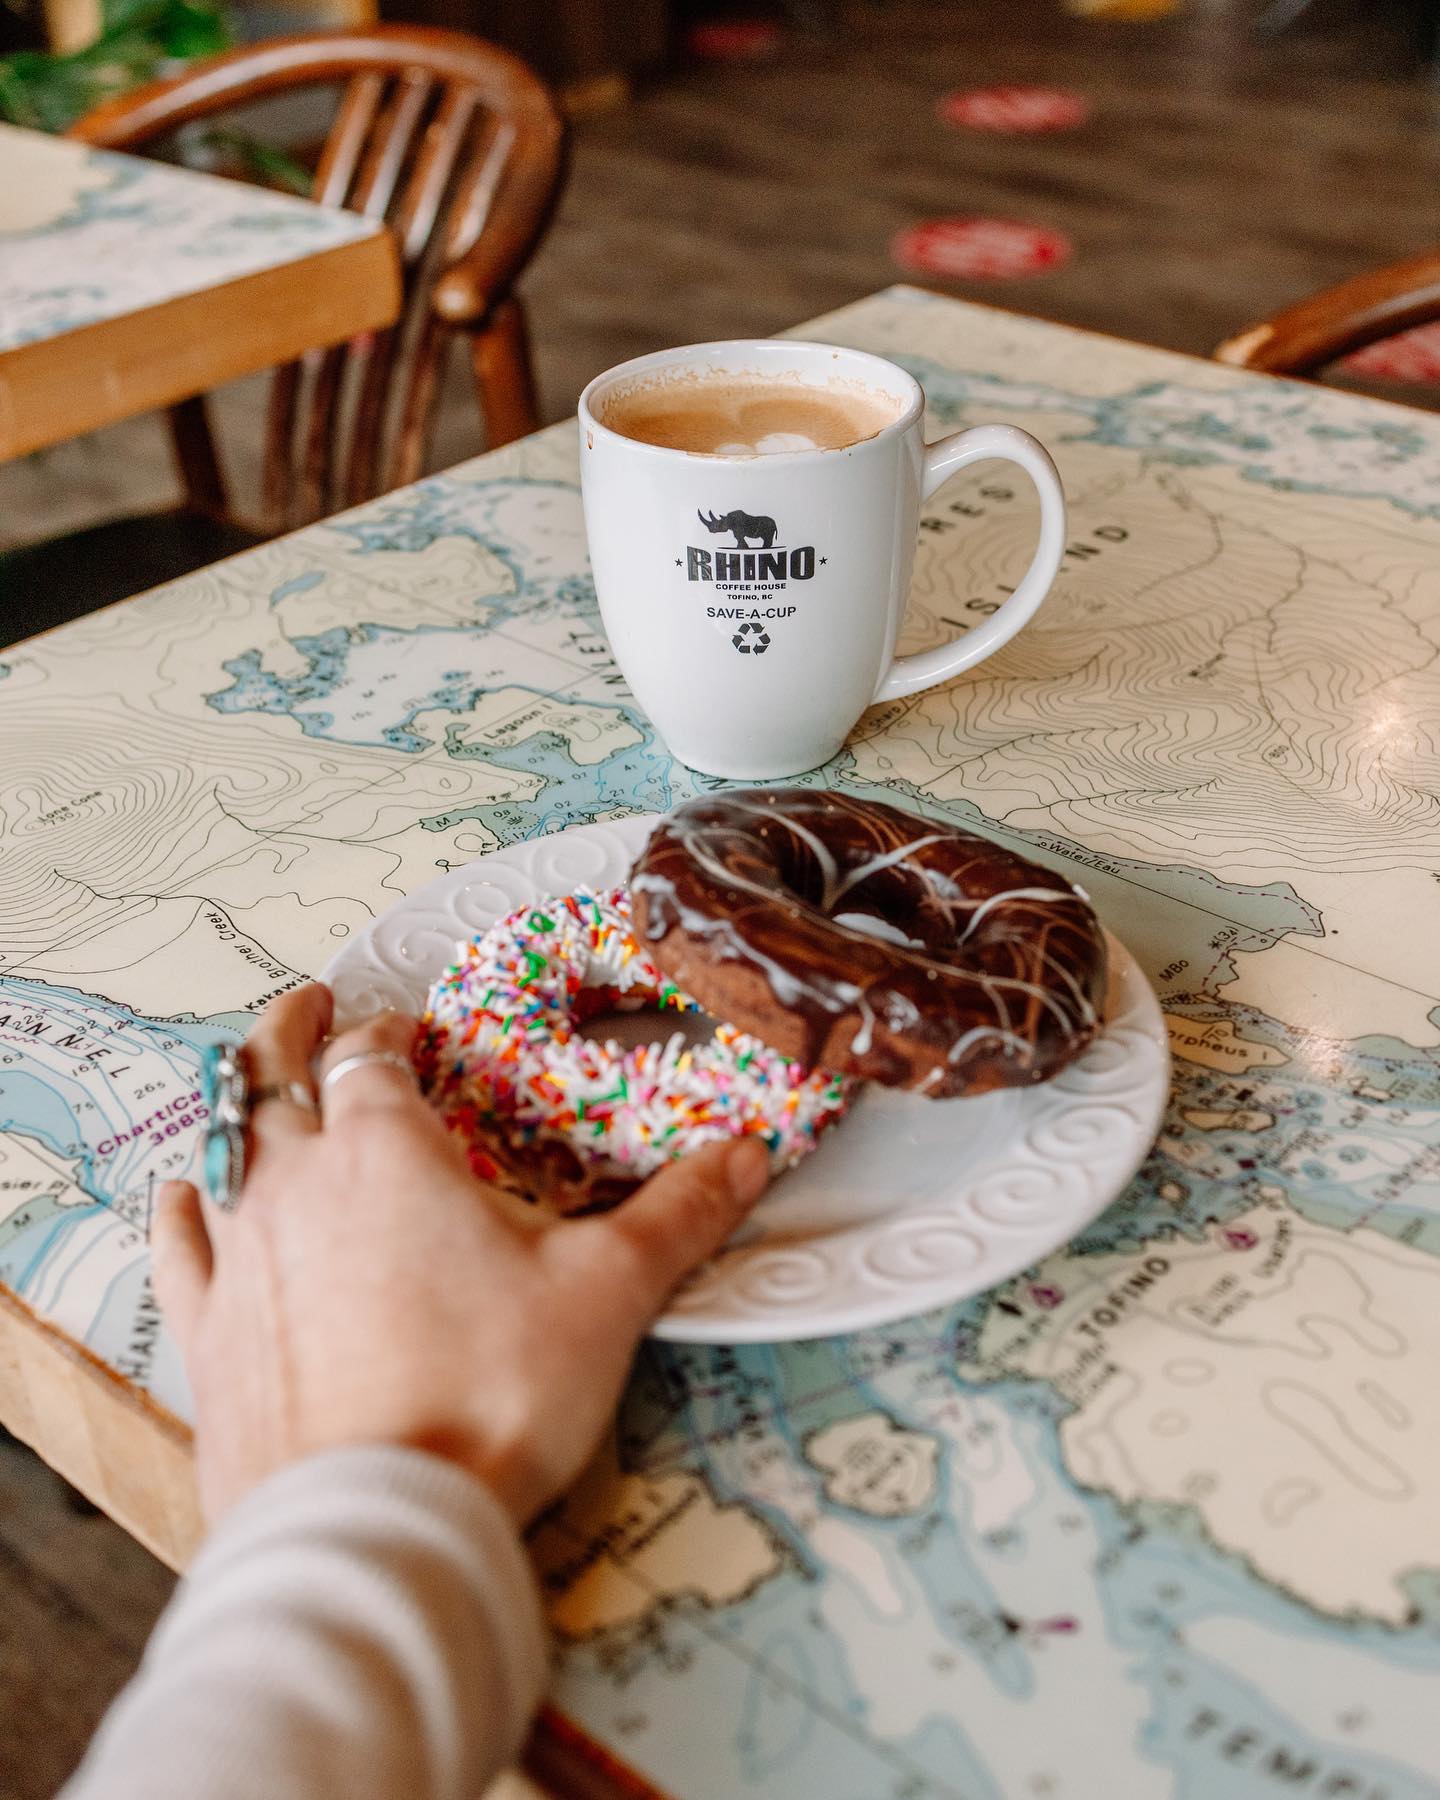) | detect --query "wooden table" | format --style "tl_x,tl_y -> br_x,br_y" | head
0,122 -> 399,462
4,288 -> 1439,1798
